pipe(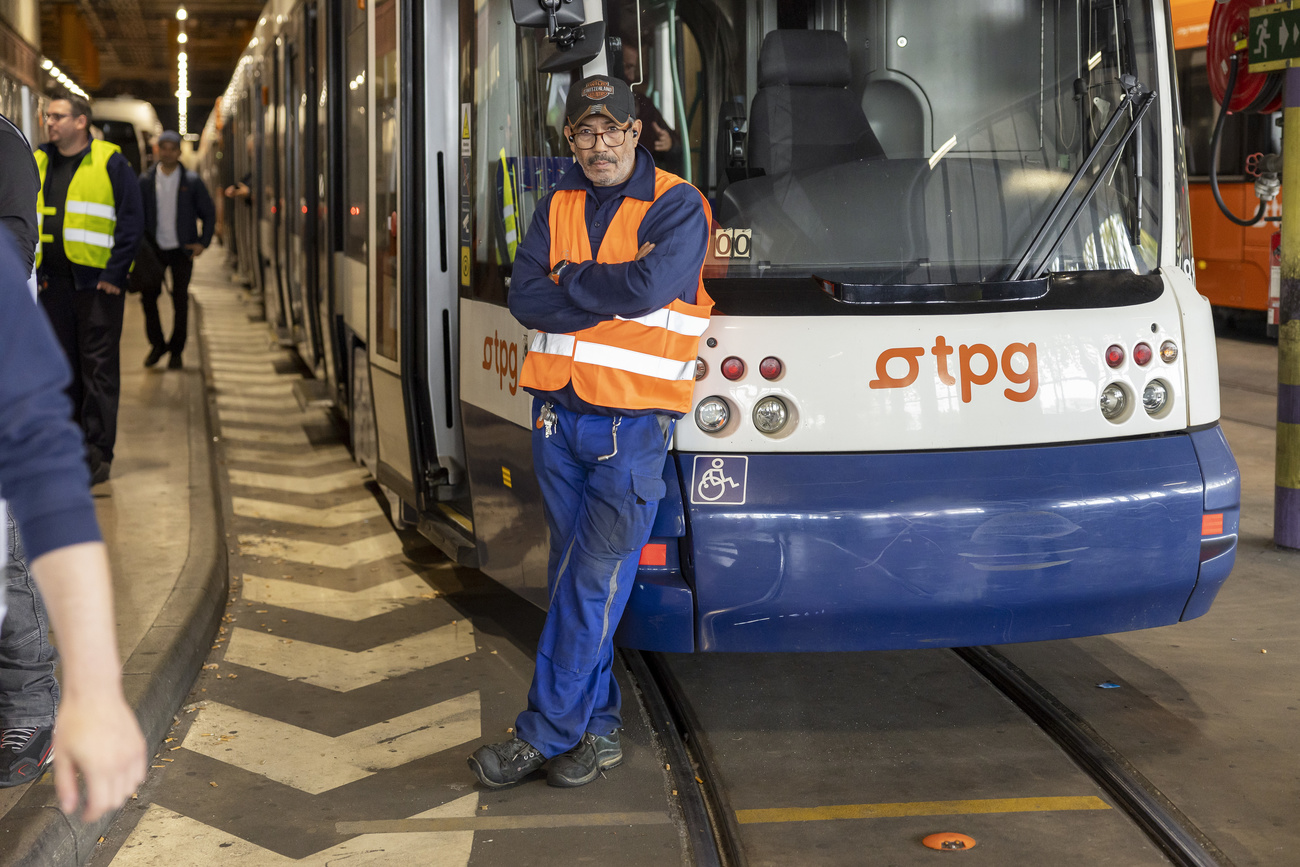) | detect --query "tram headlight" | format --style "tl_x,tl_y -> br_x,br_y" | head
1143,380 -> 1169,415
1160,340 -> 1178,363
752,396 -> 789,434
1100,383 -> 1128,420
695,397 -> 730,433
694,357 -> 708,381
